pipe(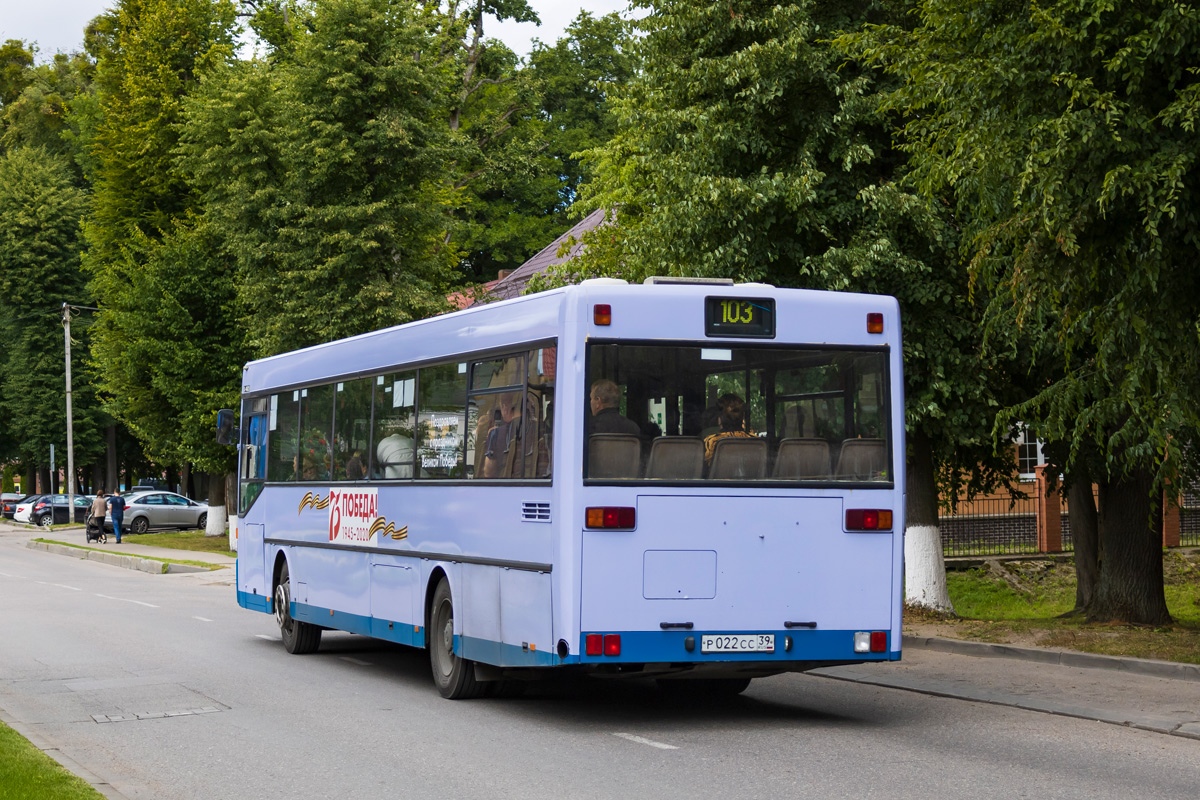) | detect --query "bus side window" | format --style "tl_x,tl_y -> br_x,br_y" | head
298,386 -> 335,481
333,377 -> 372,481
531,348 -> 554,479
373,372 -> 415,479
267,391 -> 300,482
417,362 -> 467,478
